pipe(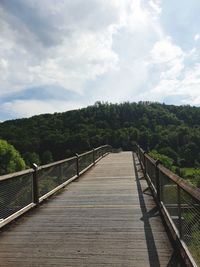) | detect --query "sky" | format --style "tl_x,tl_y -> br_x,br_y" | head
1,0 -> 200,121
